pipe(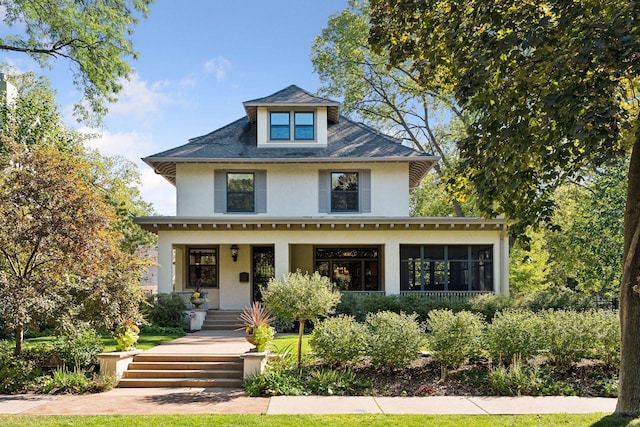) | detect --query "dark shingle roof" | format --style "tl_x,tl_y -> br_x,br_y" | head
243,85 -> 340,123
144,85 -> 438,189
